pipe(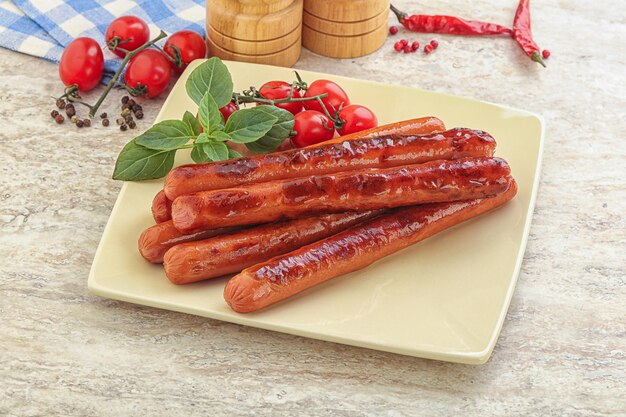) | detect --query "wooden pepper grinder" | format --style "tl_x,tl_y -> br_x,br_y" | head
302,0 -> 389,58
206,0 -> 303,67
